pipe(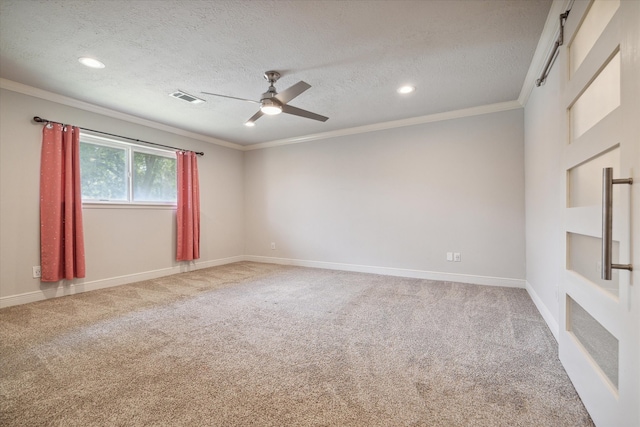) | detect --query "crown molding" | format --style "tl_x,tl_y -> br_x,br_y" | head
518,0 -> 573,106
2,78 -> 524,153
243,100 -> 522,151
0,78 -> 244,151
